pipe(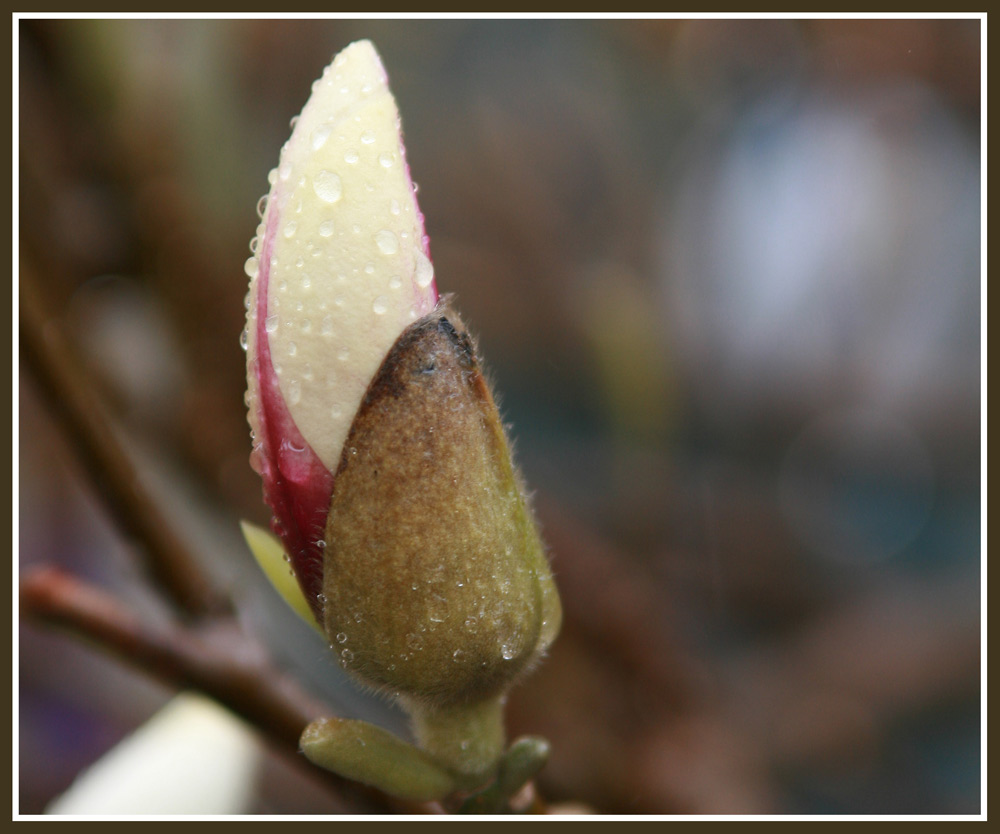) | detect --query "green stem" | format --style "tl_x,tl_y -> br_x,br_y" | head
406,695 -> 506,789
